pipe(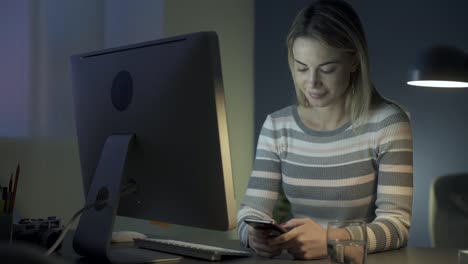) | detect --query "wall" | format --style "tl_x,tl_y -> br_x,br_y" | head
0,0 -> 105,225
103,0 -> 164,48
0,1 -> 31,137
254,0 -> 468,247
30,0 -> 105,137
